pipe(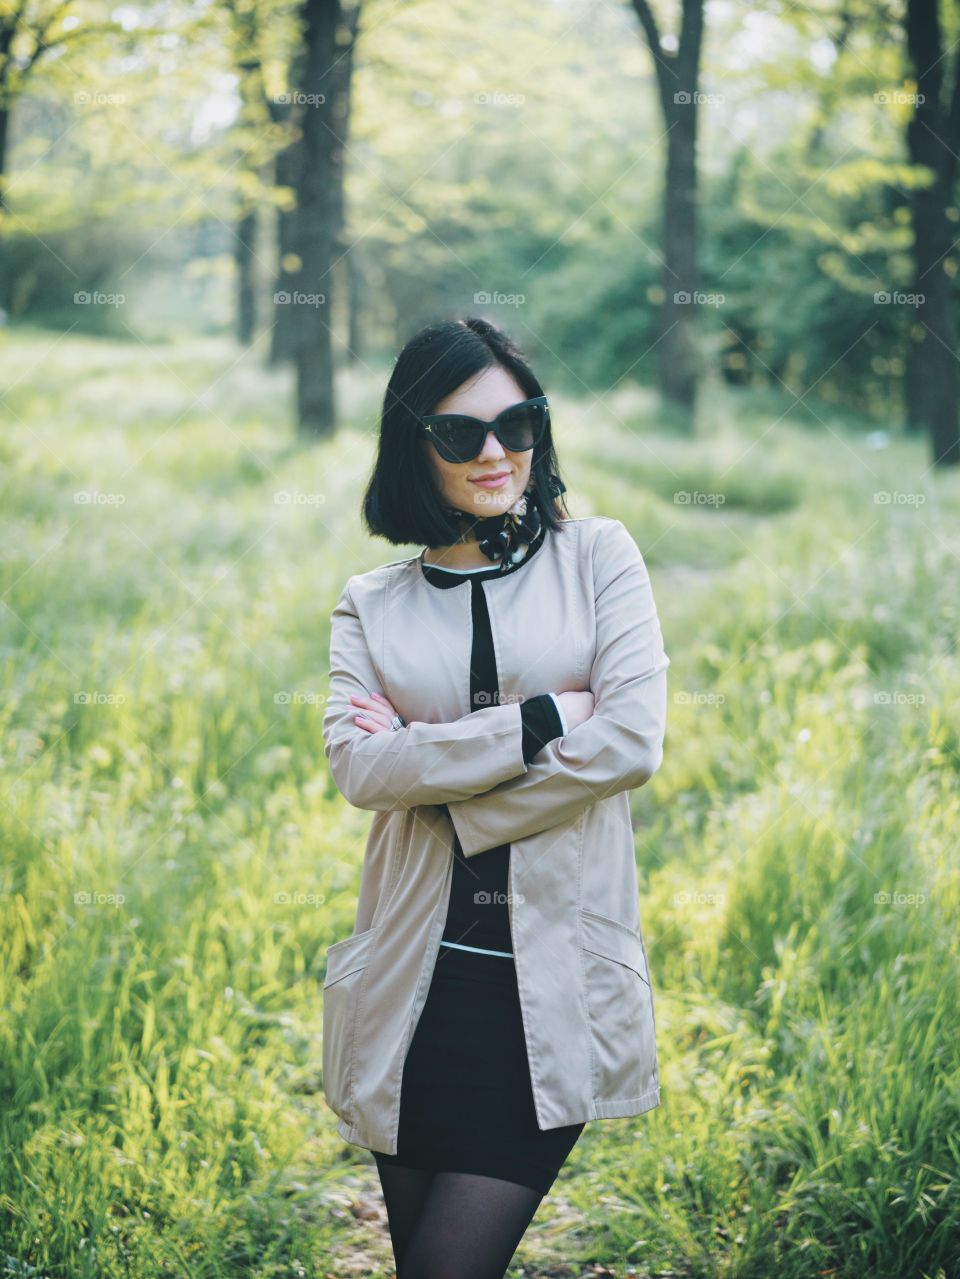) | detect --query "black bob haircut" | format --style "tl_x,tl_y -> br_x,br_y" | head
362,315 -> 570,550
